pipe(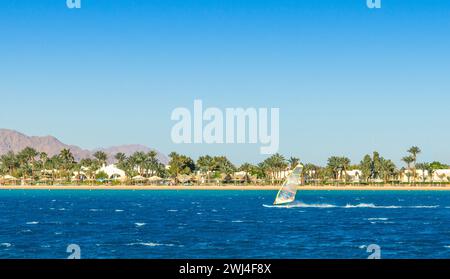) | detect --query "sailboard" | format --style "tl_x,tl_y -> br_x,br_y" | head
273,164 -> 303,205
